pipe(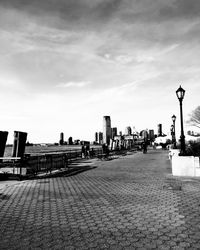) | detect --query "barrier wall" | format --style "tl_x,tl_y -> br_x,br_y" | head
12,131 -> 27,158
171,155 -> 200,177
0,131 -> 8,158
